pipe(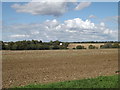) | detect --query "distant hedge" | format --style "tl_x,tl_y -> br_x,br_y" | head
76,45 -> 86,49
75,43 -> 120,50
1,40 -> 120,50
100,43 -> 120,49
1,40 -> 69,50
